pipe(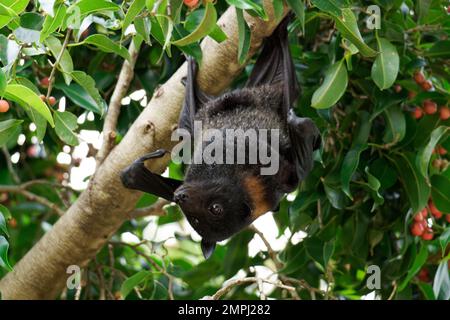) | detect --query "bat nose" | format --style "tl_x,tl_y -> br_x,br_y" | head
174,191 -> 188,204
